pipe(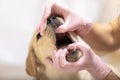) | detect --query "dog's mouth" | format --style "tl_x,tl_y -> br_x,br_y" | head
55,32 -> 82,62
55,33 -> 73,49
44,16 -> 81,62
46,16 -> 74,49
